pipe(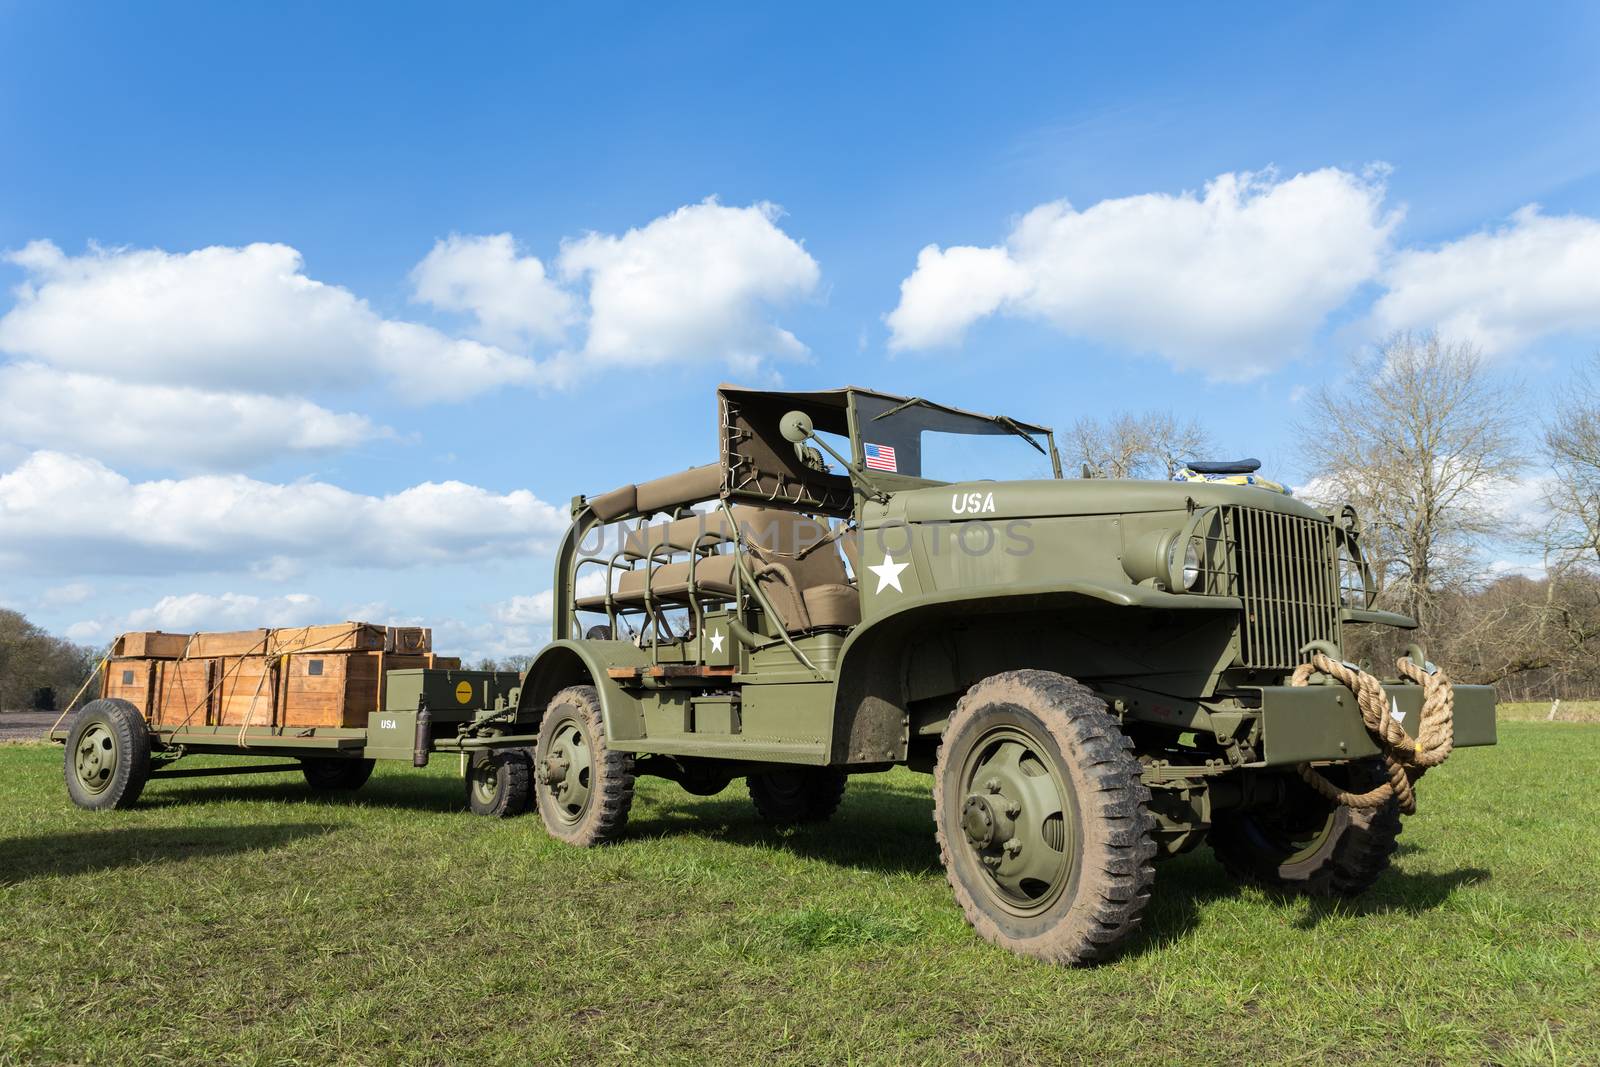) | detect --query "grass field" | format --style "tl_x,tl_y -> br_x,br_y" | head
2,723 -> 1597,1065
1499,700 -> 1600,723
